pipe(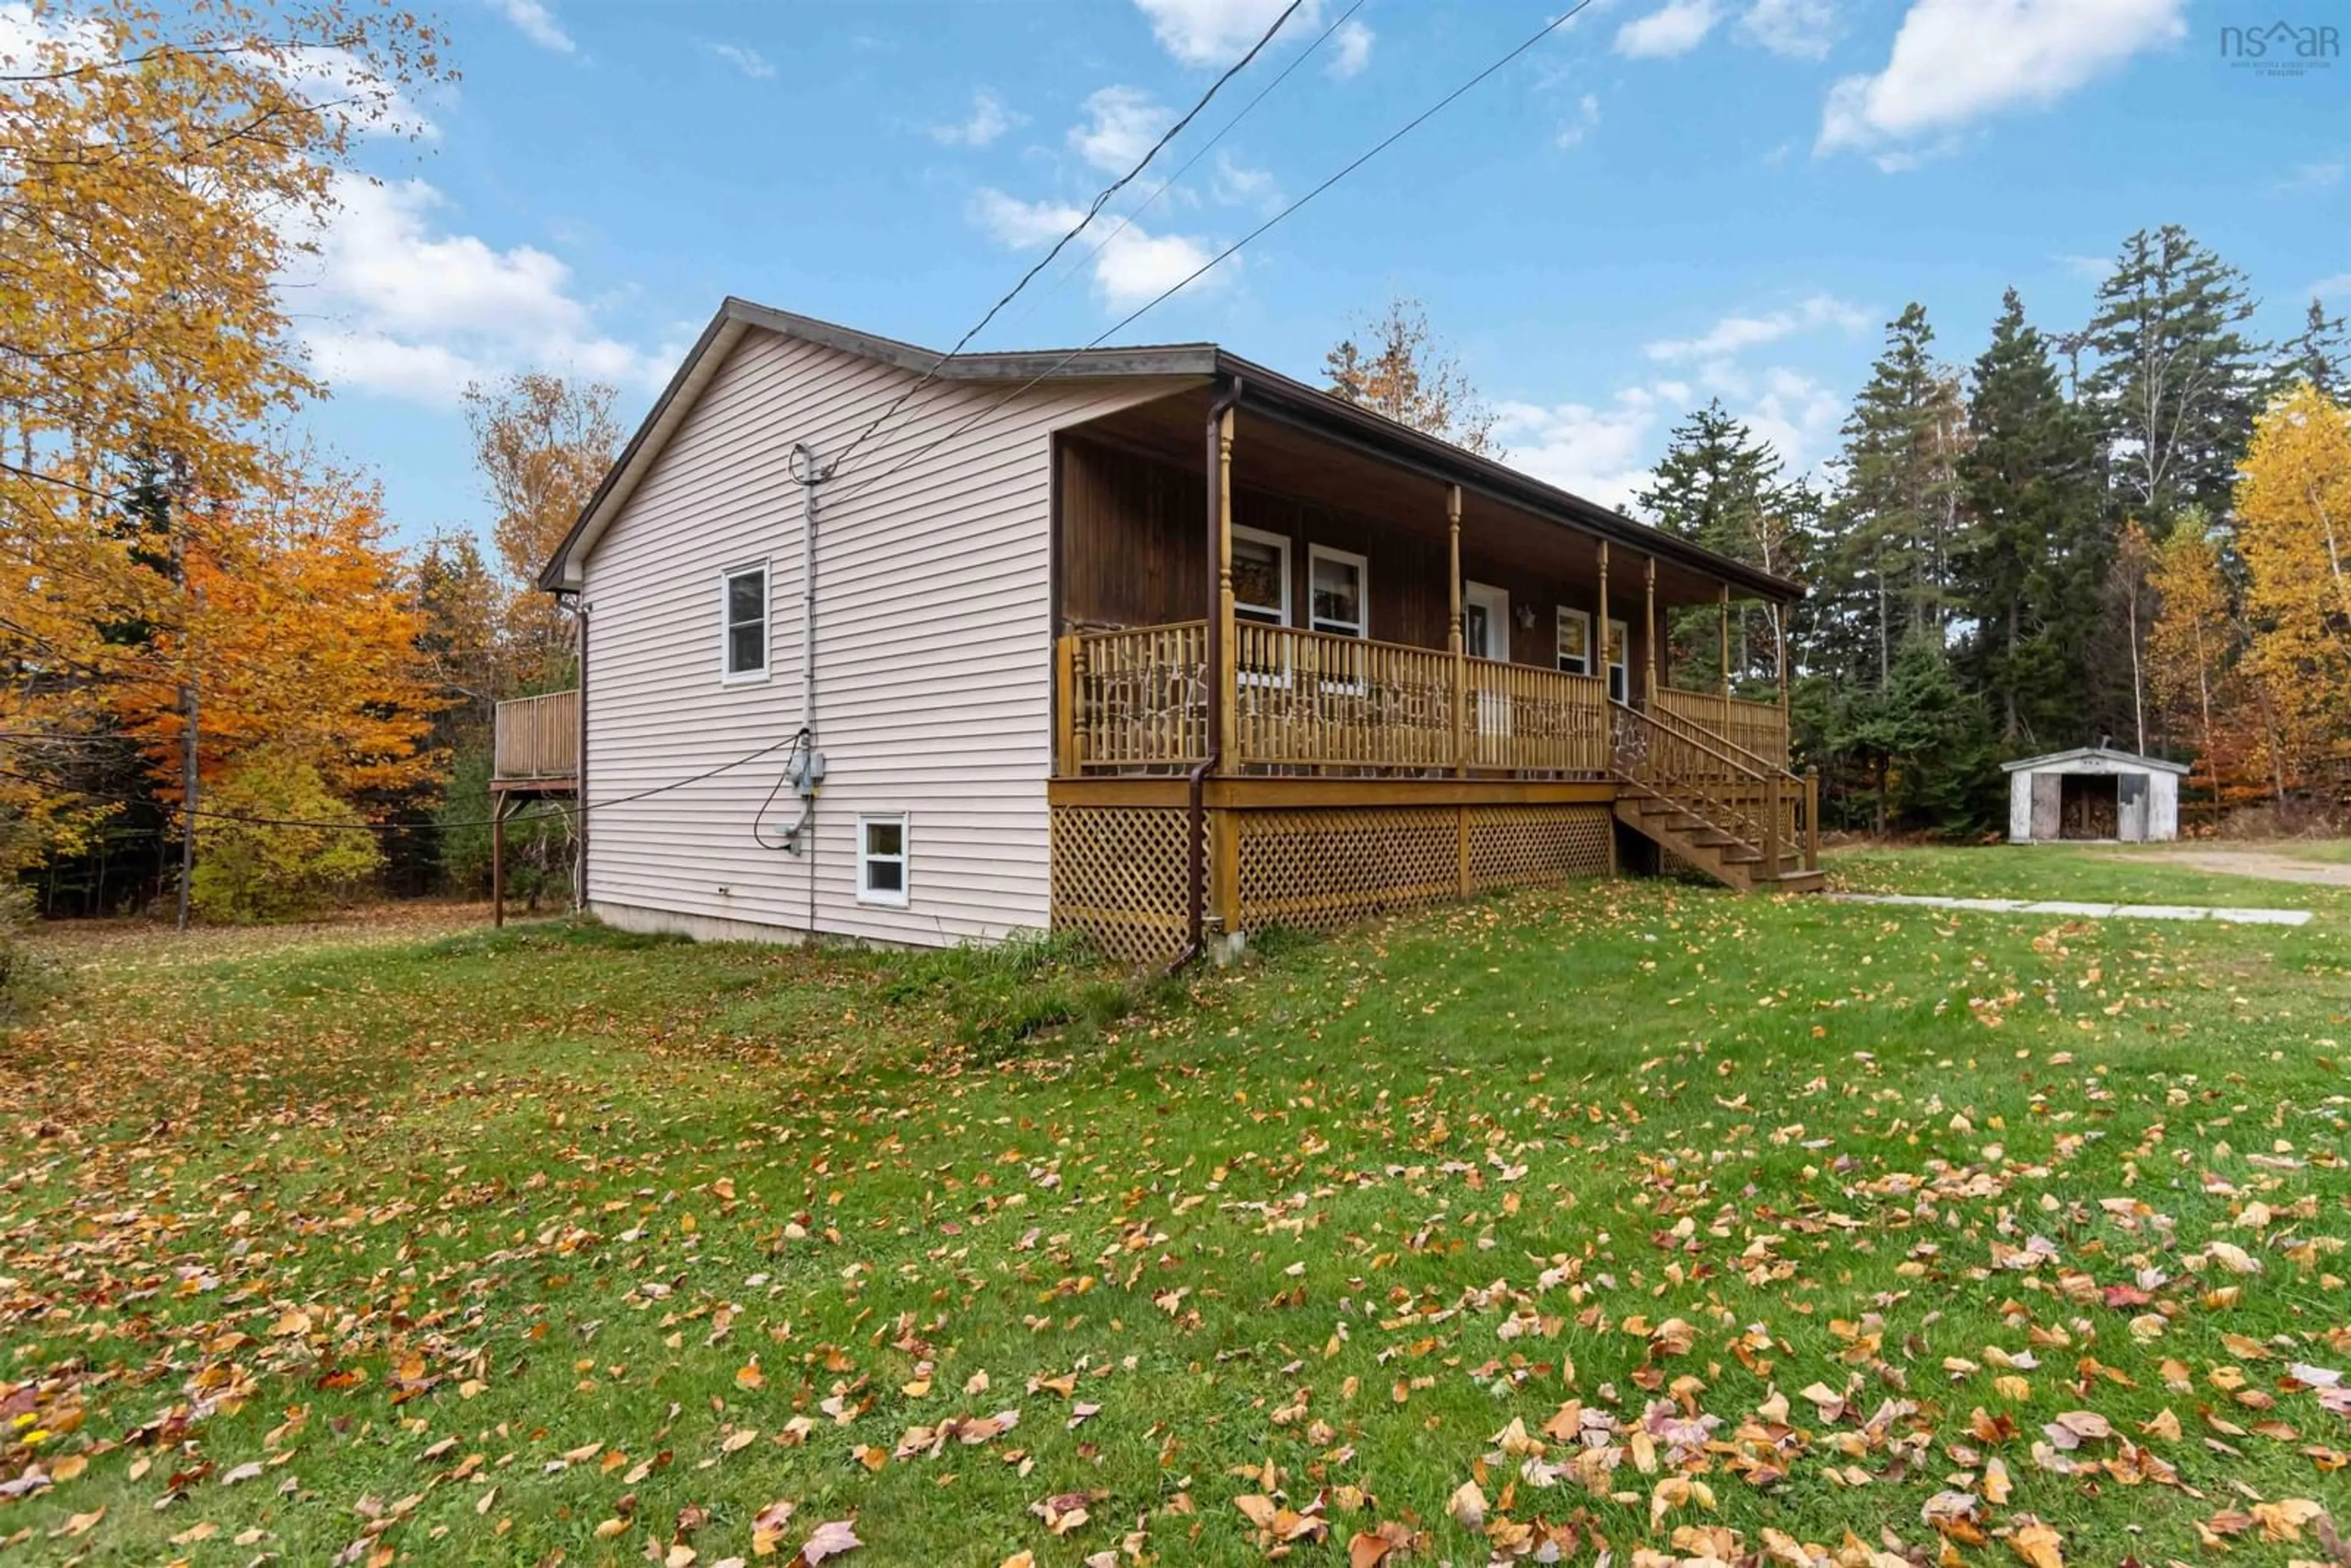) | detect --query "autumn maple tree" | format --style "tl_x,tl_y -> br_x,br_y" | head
463,372 -> 621,691
2237,381 -> 2351,800
0,0 -> 444,866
